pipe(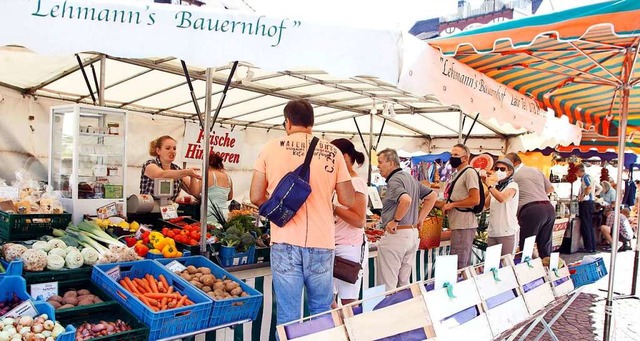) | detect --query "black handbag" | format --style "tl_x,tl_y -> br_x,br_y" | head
333,236 -> 366,284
